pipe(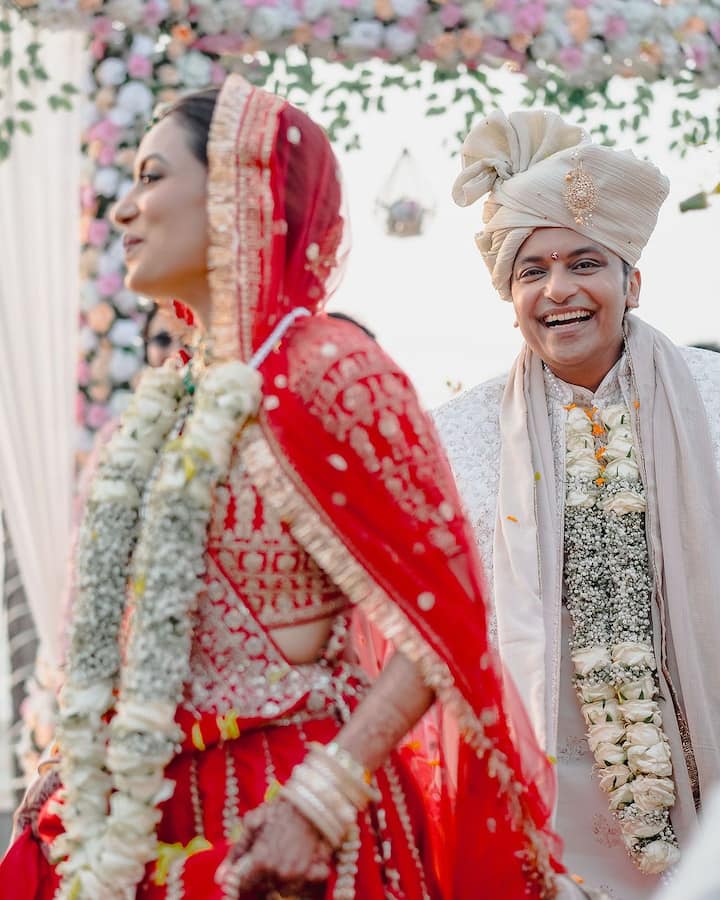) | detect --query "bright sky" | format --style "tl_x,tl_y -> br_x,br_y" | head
322,70 -> 720,409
